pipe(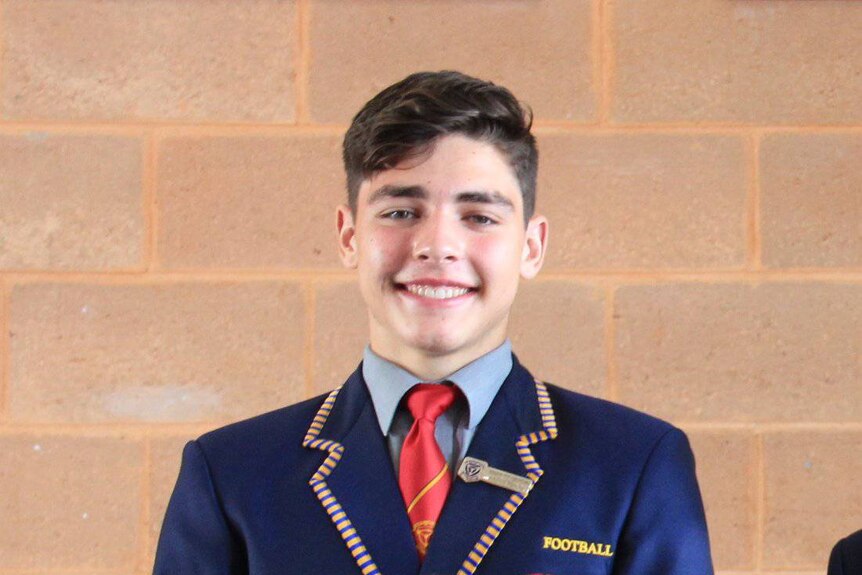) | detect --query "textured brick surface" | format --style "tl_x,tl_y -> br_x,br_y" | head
510,280 -> 606,397
0,133 -> 143,270
0,435 -> 141,569
308,0 -> 595,123
158,134 -> 345,269
763,431 -> 862,569
686,429 -> 756,570
9,282 -> 305,422
615,283 -> 861,422
613,0 -> 862,123
537,133 -> 748,269
149,435 -> 196,564
313,280 -> 368,394
1,0 -> 296,122
761,133 -> 862,268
